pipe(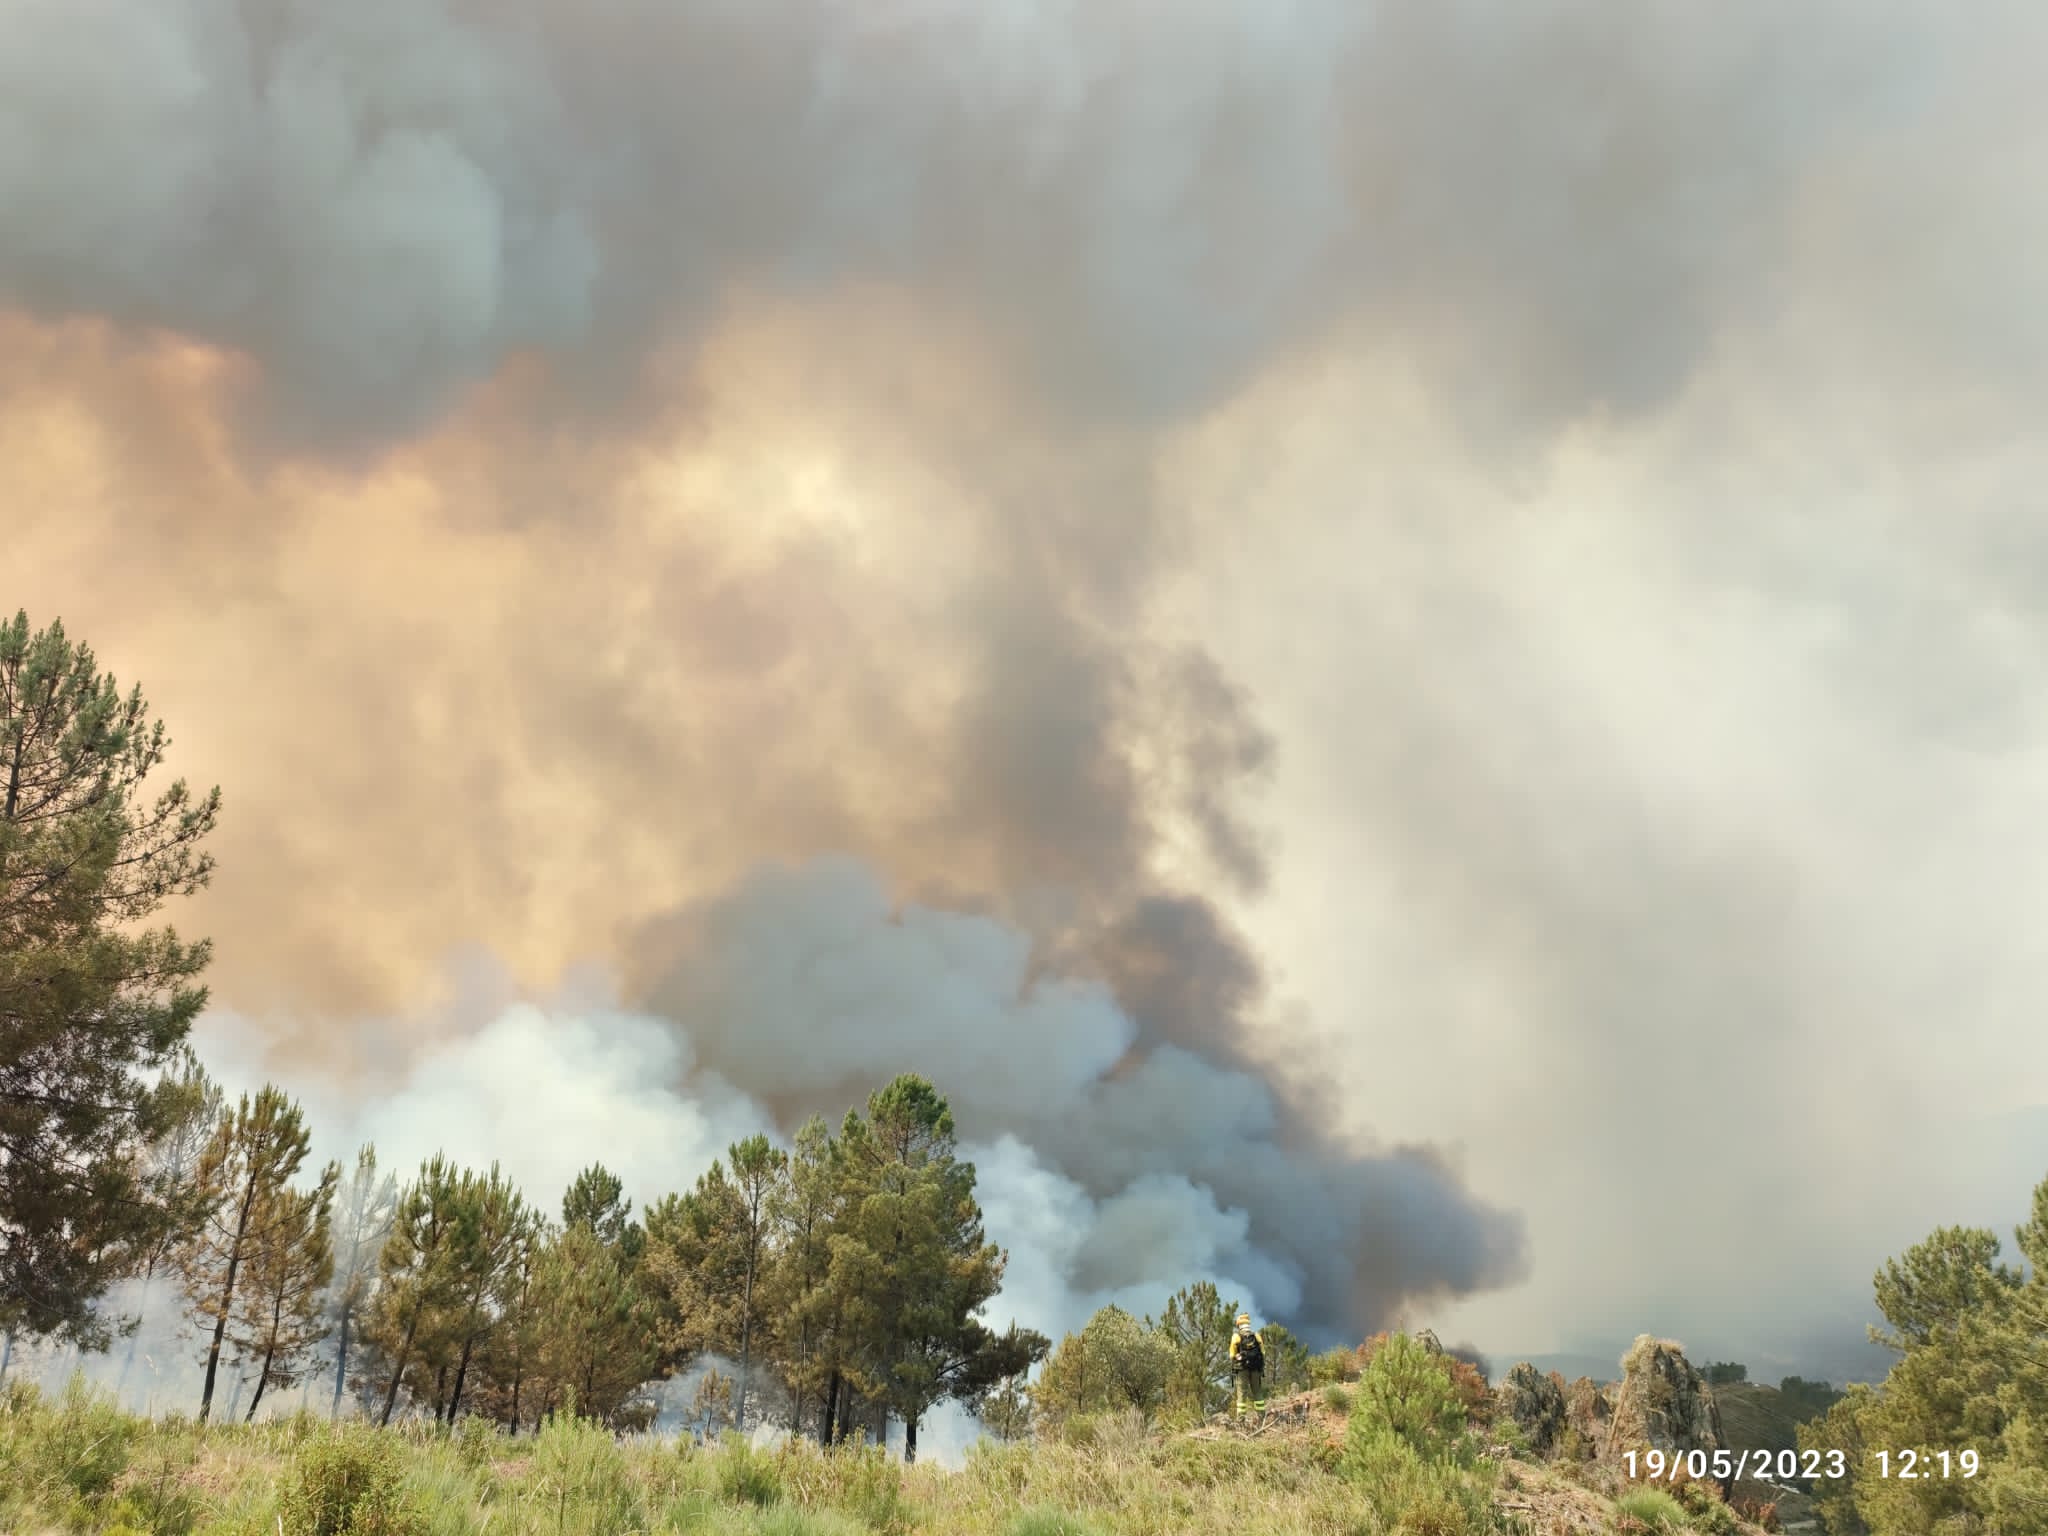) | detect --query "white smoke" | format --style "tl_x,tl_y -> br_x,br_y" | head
189,861 -> 1307,1352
